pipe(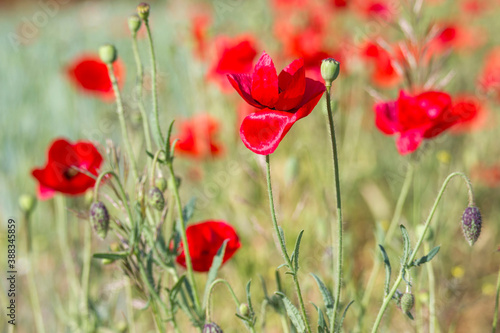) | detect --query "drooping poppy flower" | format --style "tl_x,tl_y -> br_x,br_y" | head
374,90 -> 468,155
228,52 -> 325,155
362,42 -> 401,87
176,220 -> 241,272
173,114 -> 224,159
208,35 -> 258,91
66,54 -> 125,101
450,95 -> 488,133
31,138 -> 103,199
